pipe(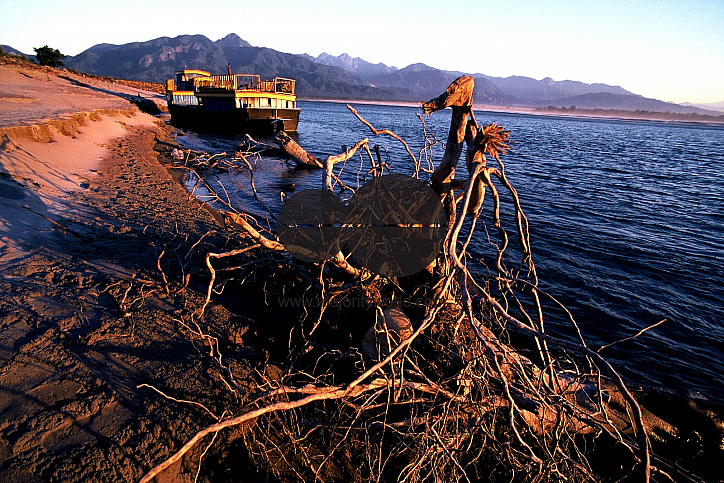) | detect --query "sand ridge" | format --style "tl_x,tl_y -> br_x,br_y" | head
0,62 -> 169,263
0,110 -> 160,262
0,63 -> 165,128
